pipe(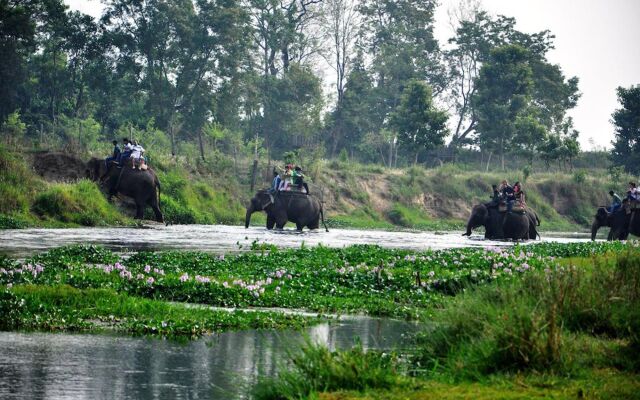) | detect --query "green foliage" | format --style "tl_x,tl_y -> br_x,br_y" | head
572,170 -> 587,184
522,165 -> 531,182
338,148 -> 349,163
253,340 -> 404,399
1,111 -> 26,146
0,288 -> 25,330
391,80 -> 448,162
610,85 -> 640,174
32,180 -> 126,226
5,284 -> 312,336
608,165 -> 626,186
414,248 -> 640,378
